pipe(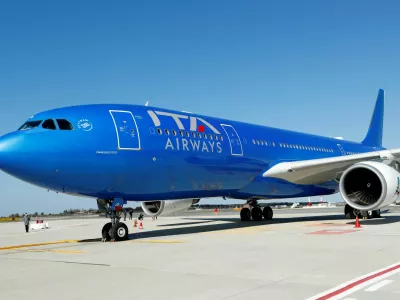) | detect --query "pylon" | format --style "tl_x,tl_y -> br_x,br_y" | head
139,220 -> 143,229
354,216 -> 361,228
